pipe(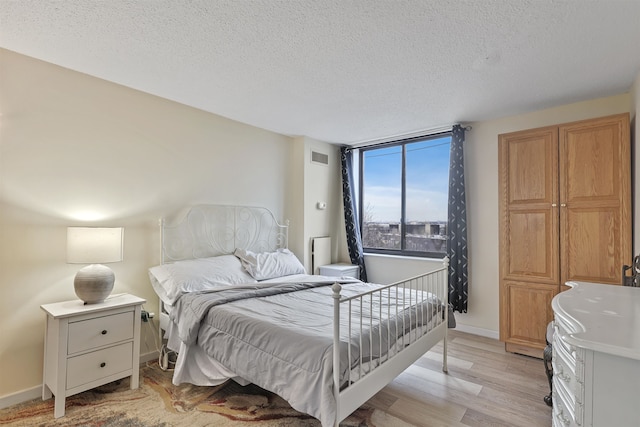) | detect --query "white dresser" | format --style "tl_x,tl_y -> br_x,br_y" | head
41,293 -> 145,418
551,282 -> 640,427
